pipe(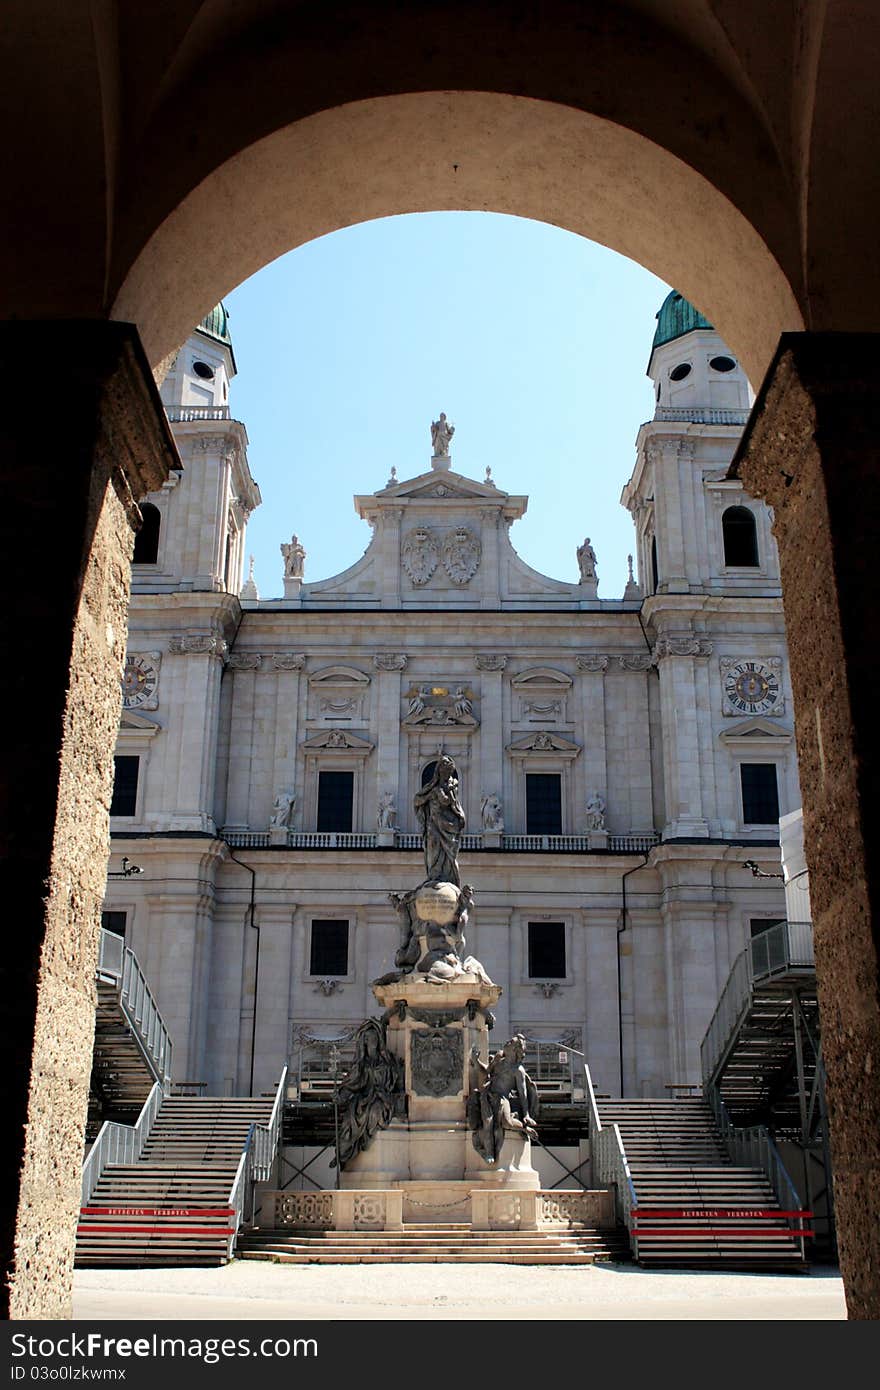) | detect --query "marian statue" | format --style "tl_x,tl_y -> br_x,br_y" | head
577,536 -> 597,583
430,412 -> 455,457
413,755 -> 466,886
